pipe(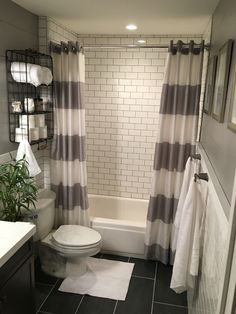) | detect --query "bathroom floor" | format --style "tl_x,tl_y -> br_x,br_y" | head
35,254 -> 188,314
